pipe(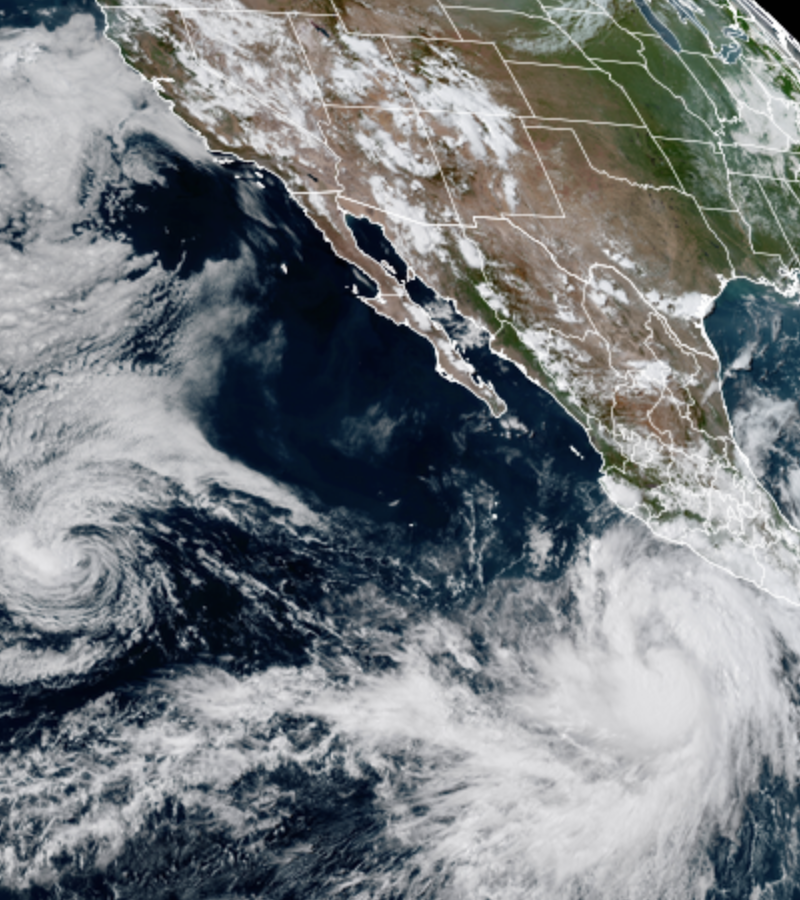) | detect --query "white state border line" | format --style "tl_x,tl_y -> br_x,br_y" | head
523,121 -> 692,195
436,0 -> 464,39
101,0 -> 461,40
286,14 -> 333,126
112,6 -> 742,208
178,10 -> 198,59
380,35 -> 466,227
104,13 -> 734,148
756,179 -> 800,267
100,3 -> 340,10
322,104 -> 658,134
325,102 -> 507,117
524,116 -> 647,128
507,60 -> 602,72
336,195 -> 462,227
136,3 -> 562,222
444,2 -> 598,13
106,0 -> 799,256
102,0 -> 800,600
105,0 -> 760,136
